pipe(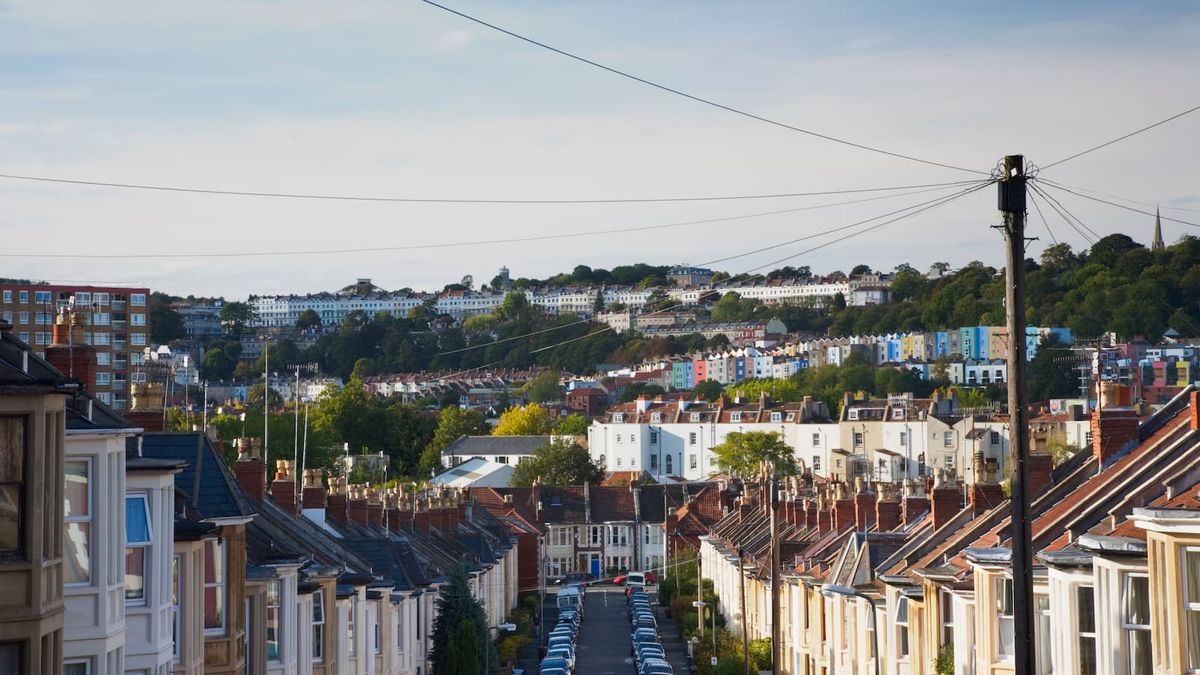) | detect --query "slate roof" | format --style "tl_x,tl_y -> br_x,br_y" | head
0,327 -> 79,393
142,432 -> 257,520
442,435 -> 554,457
